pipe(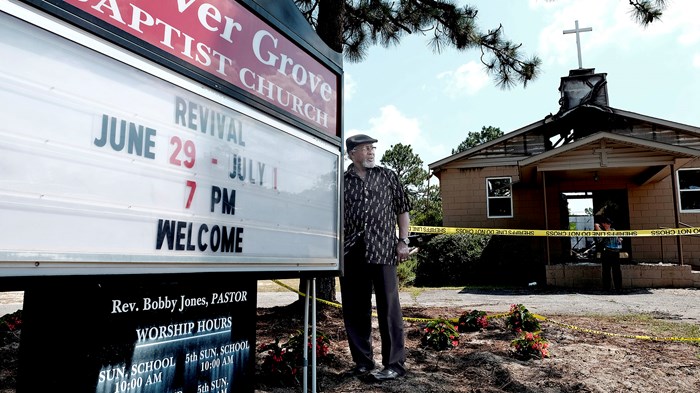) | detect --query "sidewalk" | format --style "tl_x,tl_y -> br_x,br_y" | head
257,285 -> 700,324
